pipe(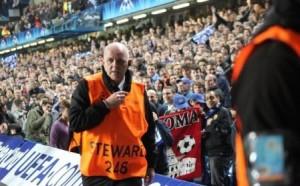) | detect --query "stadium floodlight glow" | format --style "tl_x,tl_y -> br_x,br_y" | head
104,22 -> 113,28
38,40 -> 46,44
151,9 -> 167,15
172,3 -> 190,10
3,49 -> 10,53
197,0 -> 209,2
133,14 -> 147,20
23,44 -> 30,48
0,51 -> 4,54
16,46 -> 23,50
46,38 -> 55,42
116,18 -> 129,24
30,42 -> 37,46
11,48 -> 16,52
